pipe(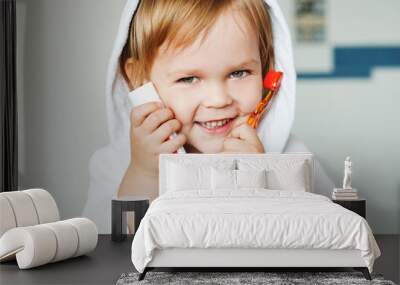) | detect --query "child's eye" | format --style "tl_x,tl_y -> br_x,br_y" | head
230,70 -> 250,79
177,76 -> 198,84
